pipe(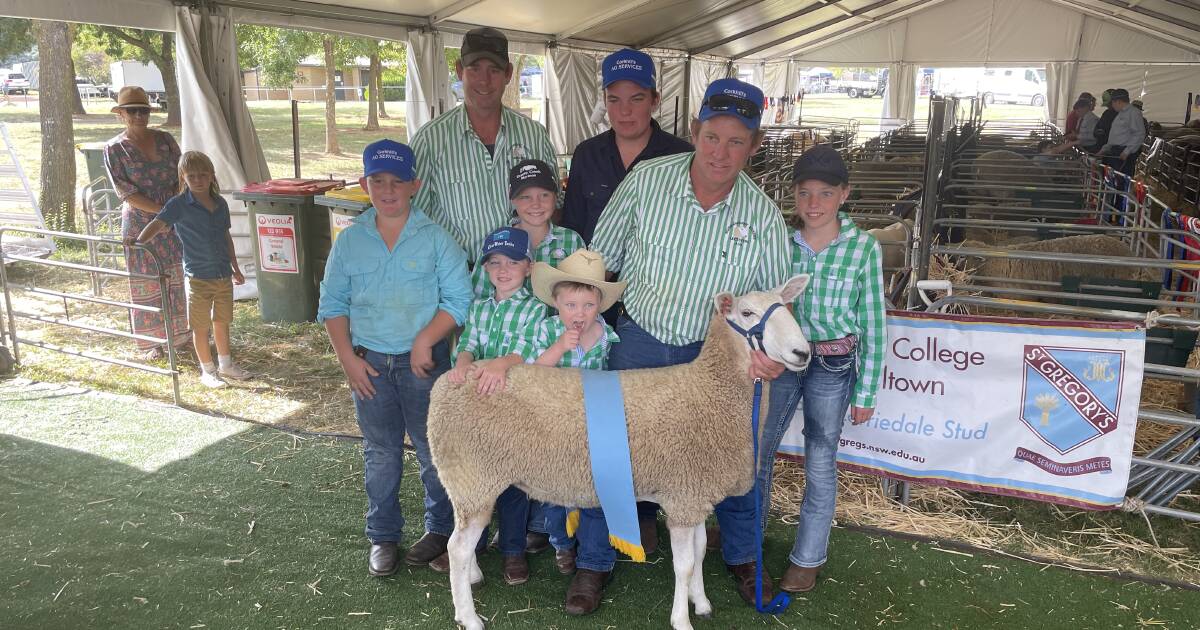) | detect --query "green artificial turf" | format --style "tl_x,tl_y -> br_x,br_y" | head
1,379 -> 1197,629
